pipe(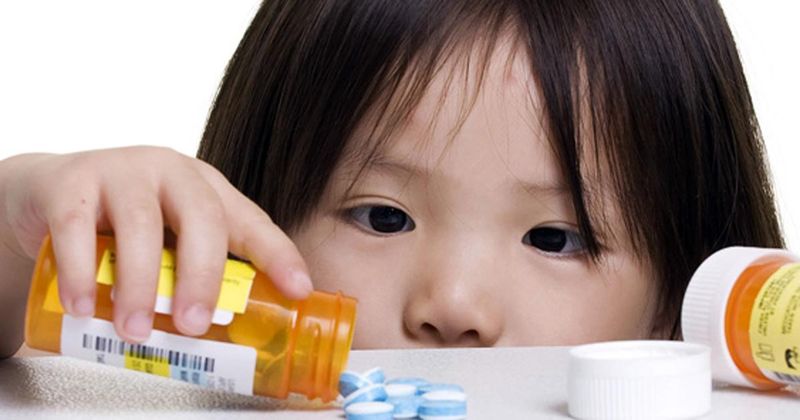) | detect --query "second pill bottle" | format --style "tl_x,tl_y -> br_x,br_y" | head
682,246 -> 800,389
25,234 -> 357,402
